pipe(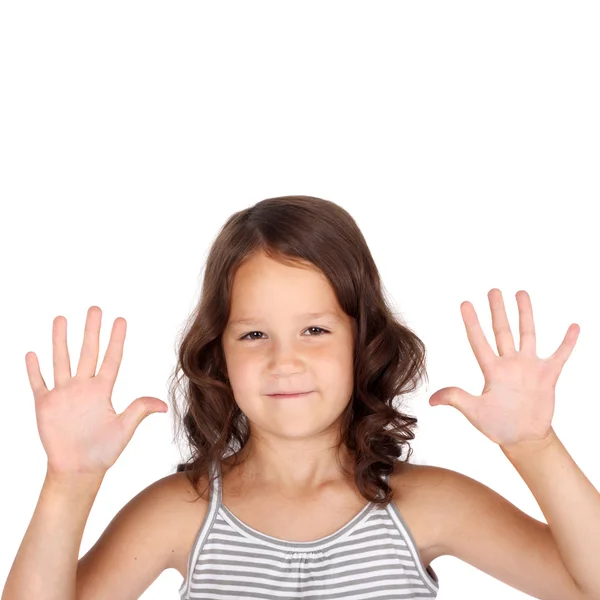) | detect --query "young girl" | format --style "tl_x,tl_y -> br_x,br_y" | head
6,196 -> 595,600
